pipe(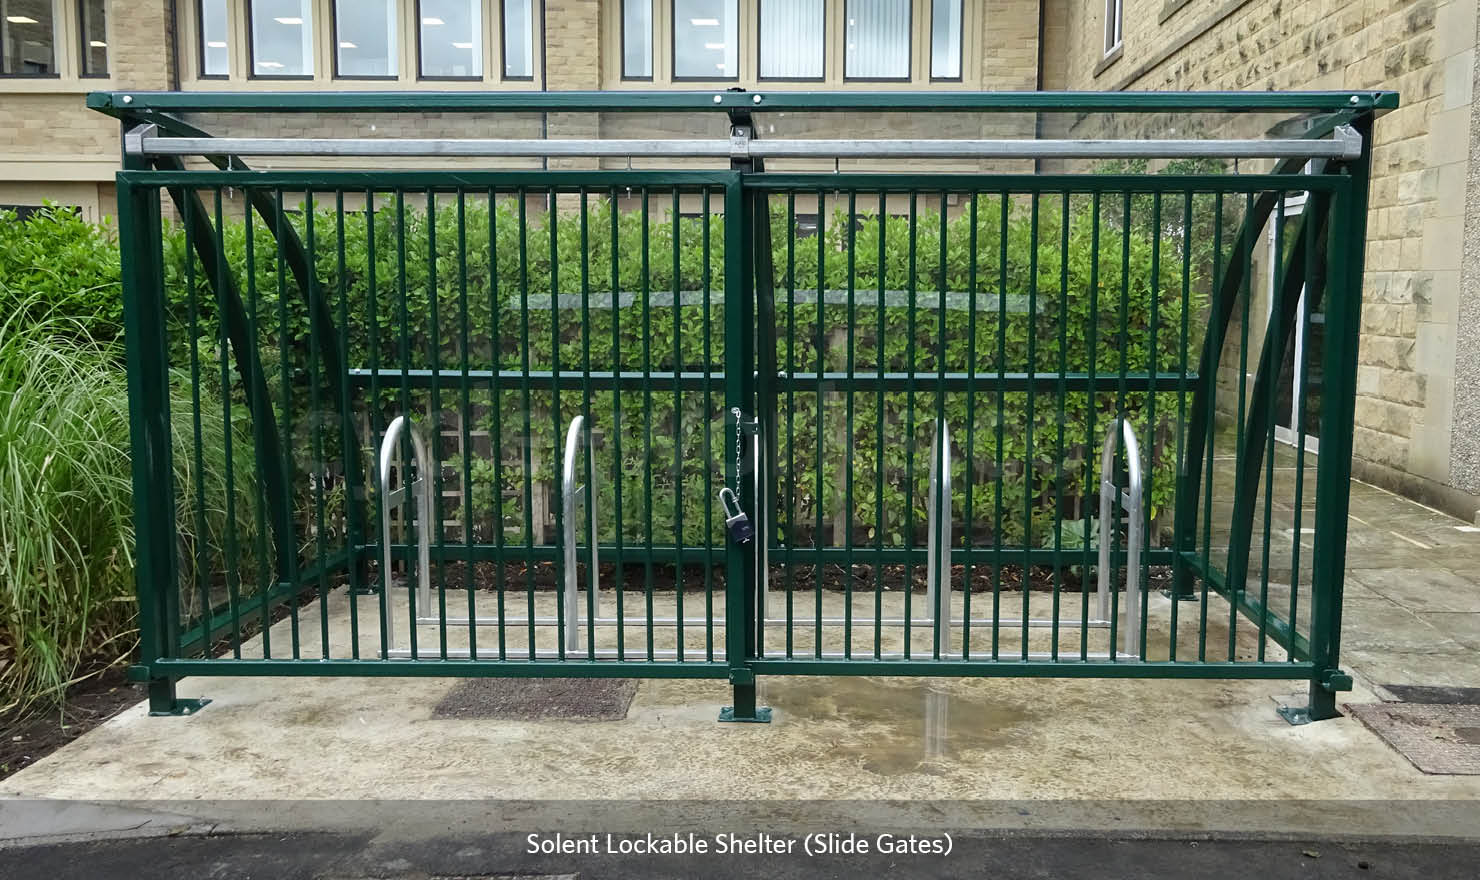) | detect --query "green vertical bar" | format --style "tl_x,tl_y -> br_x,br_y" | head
367,188 -> 386,661
1082,192 -> 1100,661
671,189 -> 685,660
903,192 -> 917,659
1258,196 -> 1286,661
1143,191 -> 1161,659
457,189 -> 477,661
517,189 -> 536,659
844,189 -> 856,660
1051,191 -> 1069,662
641,188 -> 654,662
874,194 -> 886,660
933,191 -> 948,661
275,189 -> 301,659
814,189 -> 825,658
305,191 -> 328,659
580,189 -> 596,659
1200,192 -> 1223,663
784,191 -> 796,660
1169,189 -> 1193,663
550,187 -> 565,661
962,192 -> 978,661
182,196 -> 212,657
702,188 -> 714,660
489,186 -> 508,661
1230,191 -> 1253,660
212,189 -> 244,658
427,189 -> 447,660
1022,192 -> 1039,661
335,191 -> 360,659
609,186 -> 626,661
992,191 -> 1007,662
245,193 -> 272,660
724,173 -> 759,718
394,190 -> 414,660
